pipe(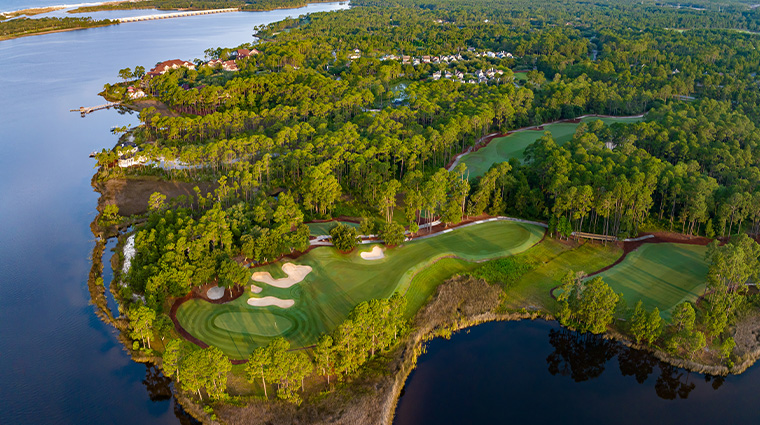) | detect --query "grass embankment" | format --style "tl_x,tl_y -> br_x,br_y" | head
176,221 -> 544,358
595,243 -> 708,318
306,220 -> 360,236
501,238 -> 623,311
462,116 -> 643,179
